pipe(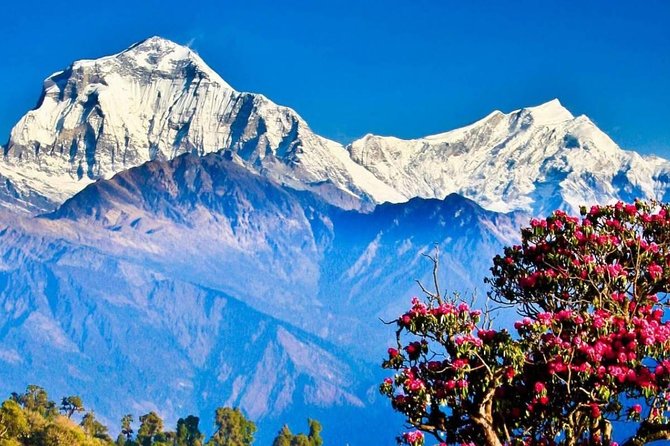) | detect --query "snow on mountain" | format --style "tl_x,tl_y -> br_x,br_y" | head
3,36 -> 670,217
5,35 -> 670,445
348,99 -> 670,215
0,36 -> 404,212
